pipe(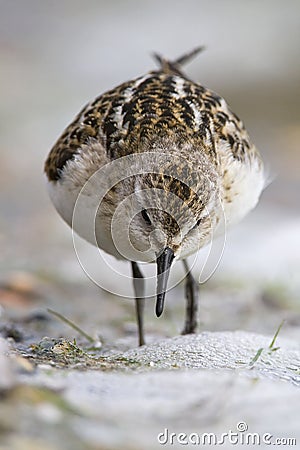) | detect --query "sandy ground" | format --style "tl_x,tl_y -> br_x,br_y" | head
0,1 -> 300,449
